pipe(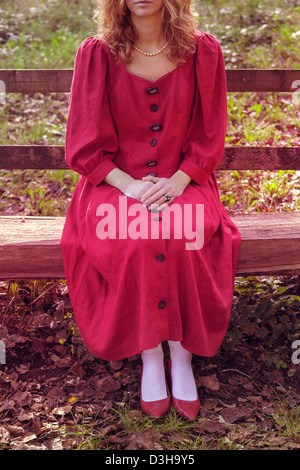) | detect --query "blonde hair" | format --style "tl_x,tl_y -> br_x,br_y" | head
92,0 -> 199,64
